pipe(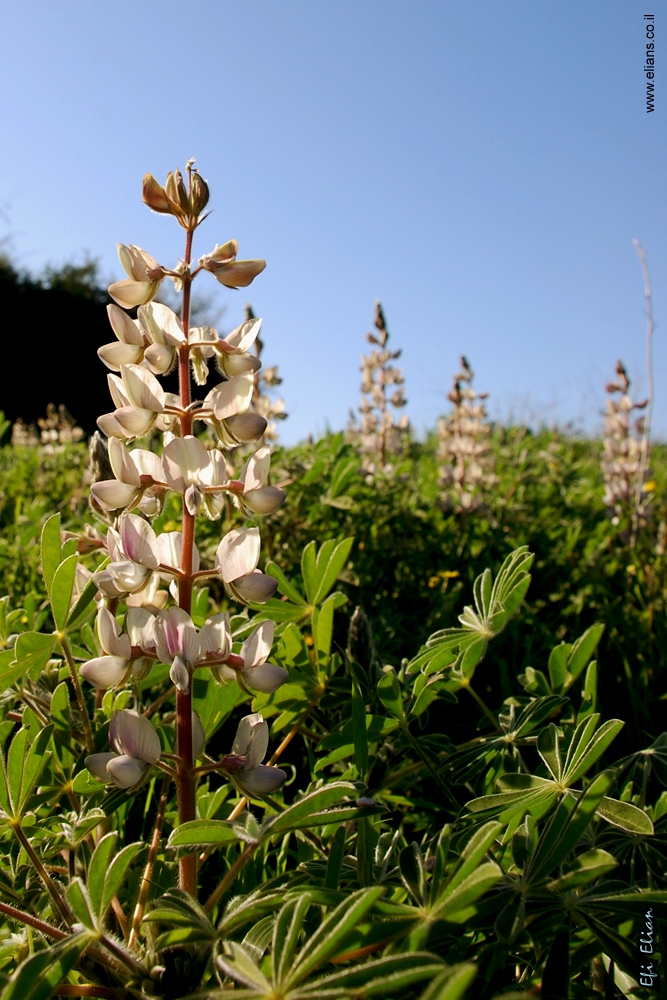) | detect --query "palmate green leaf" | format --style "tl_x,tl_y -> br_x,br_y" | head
311,538 -> 354,606
547,643 -> 569,691
0,932 -> 89,1000
50,554 -> 78,632
537,724 -> 562,781
432,862 -> 502,922
5,724 -> 53,816
192,672 -> 246,740
527,770 -> 613,883
242,915 -> 274,963
88,834 -> 143,921
443,821 -> 503,895
167,819 -> 238,849
40,513 -> 62,595
263,783 -> 358,837
264,560 -> 307,607
467,775 -> 556,825
65,878 -> 97,930
489,546 -> 533,617
418,964 -> 478,1000
312,593 -> 338,665
297,953 -> 446,999
286,887 -> 383,987
6,632 -> 57,690
566,623 -> 605,684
